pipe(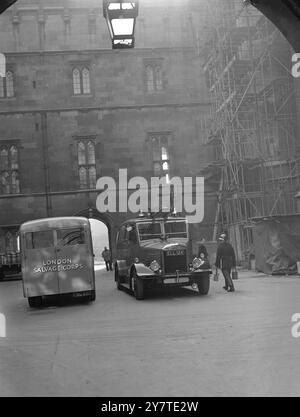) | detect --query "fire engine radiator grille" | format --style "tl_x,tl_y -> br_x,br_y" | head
163,249 -> 187,273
